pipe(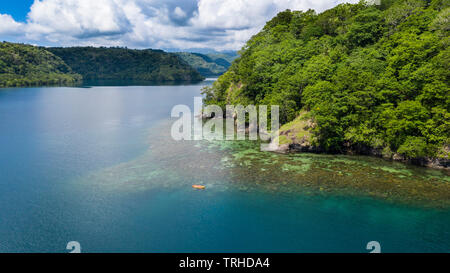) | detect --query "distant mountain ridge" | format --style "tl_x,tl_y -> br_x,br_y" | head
176,51 -> 238,77
164,47 -> 238,55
